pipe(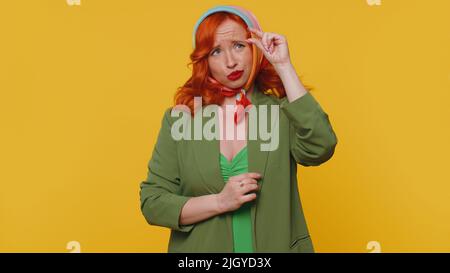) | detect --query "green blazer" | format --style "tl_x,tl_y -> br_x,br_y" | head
139,88 -> 338,253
